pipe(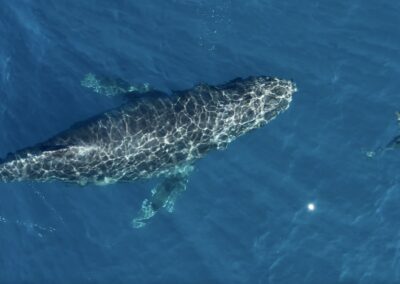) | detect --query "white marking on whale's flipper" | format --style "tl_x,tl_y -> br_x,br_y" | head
132,165 -> 193,228
81,73 -> 151,97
